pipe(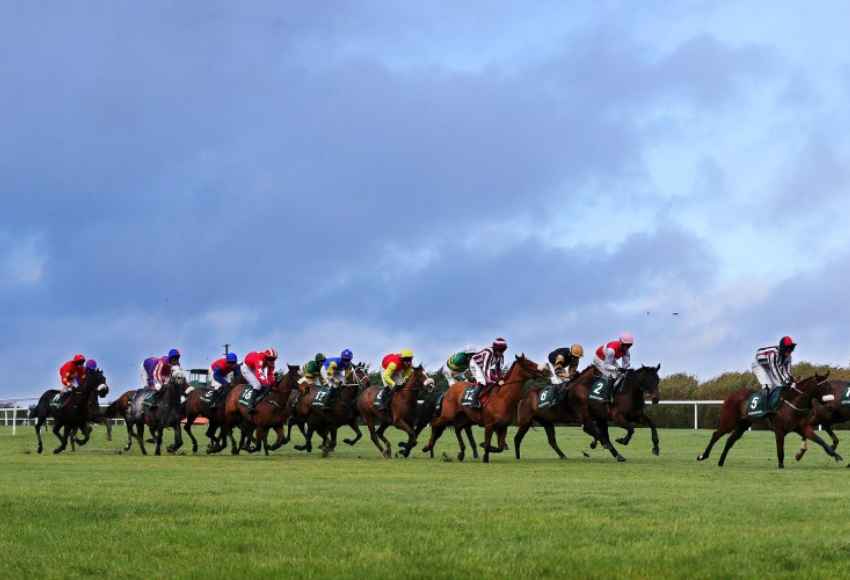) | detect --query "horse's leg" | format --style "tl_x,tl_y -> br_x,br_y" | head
76,423 -> 92,446
343,422 -> 362,446
124,420 -> 134,451
105,418 -> 113,442
514,419 -> 531,460
774,428 -> 787,469
643,413 -> 661,456
801,424 -> 843,463
482,425 -> 494,464
795,438 -> 809,462
295,424 -> 315,453
254,427 -> 268,455
154,426 -> 163,455
496,426 -> 509,452
542,420 -> 566,460
35,417 -> 44,454
466,425 -> 479,459
395,419 -> 417,458
136,423 -> 148,456
170,423 -> 183,453
267,426 -> 286,451
422,421 -> 446,457
52,421 -> 66,454
697,428 -> 728,462
452,426 -> 467,462
376,424 -> 392,459
610,411 -> 633,446
825,424 -> 840,450
185,416 -> 198,453
596,419 -> 625,462
717,423 -> 747,467
365,420 -> 386,457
